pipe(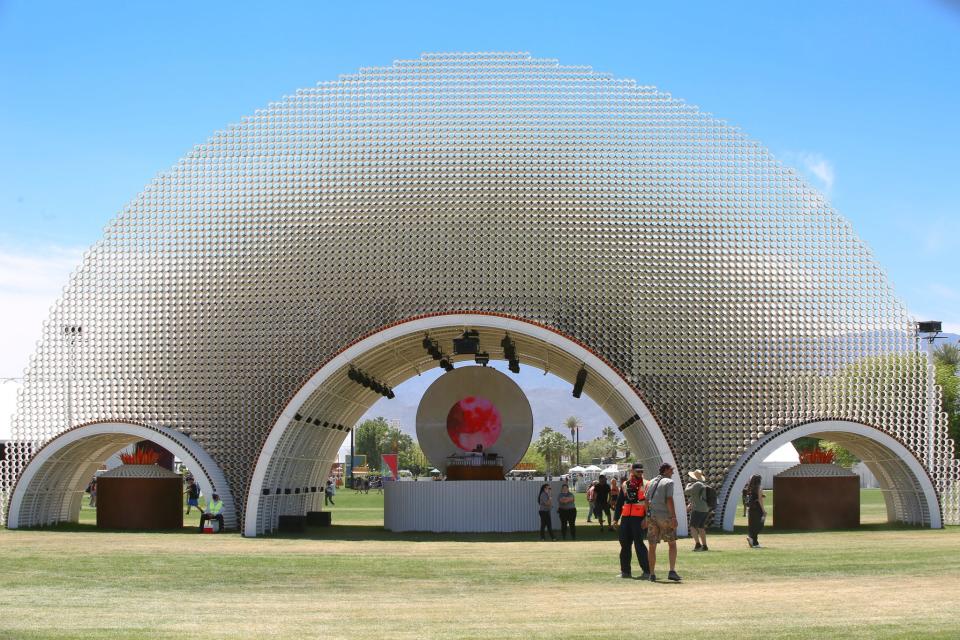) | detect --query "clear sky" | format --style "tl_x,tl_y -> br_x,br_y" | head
1,1 -> 958,439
